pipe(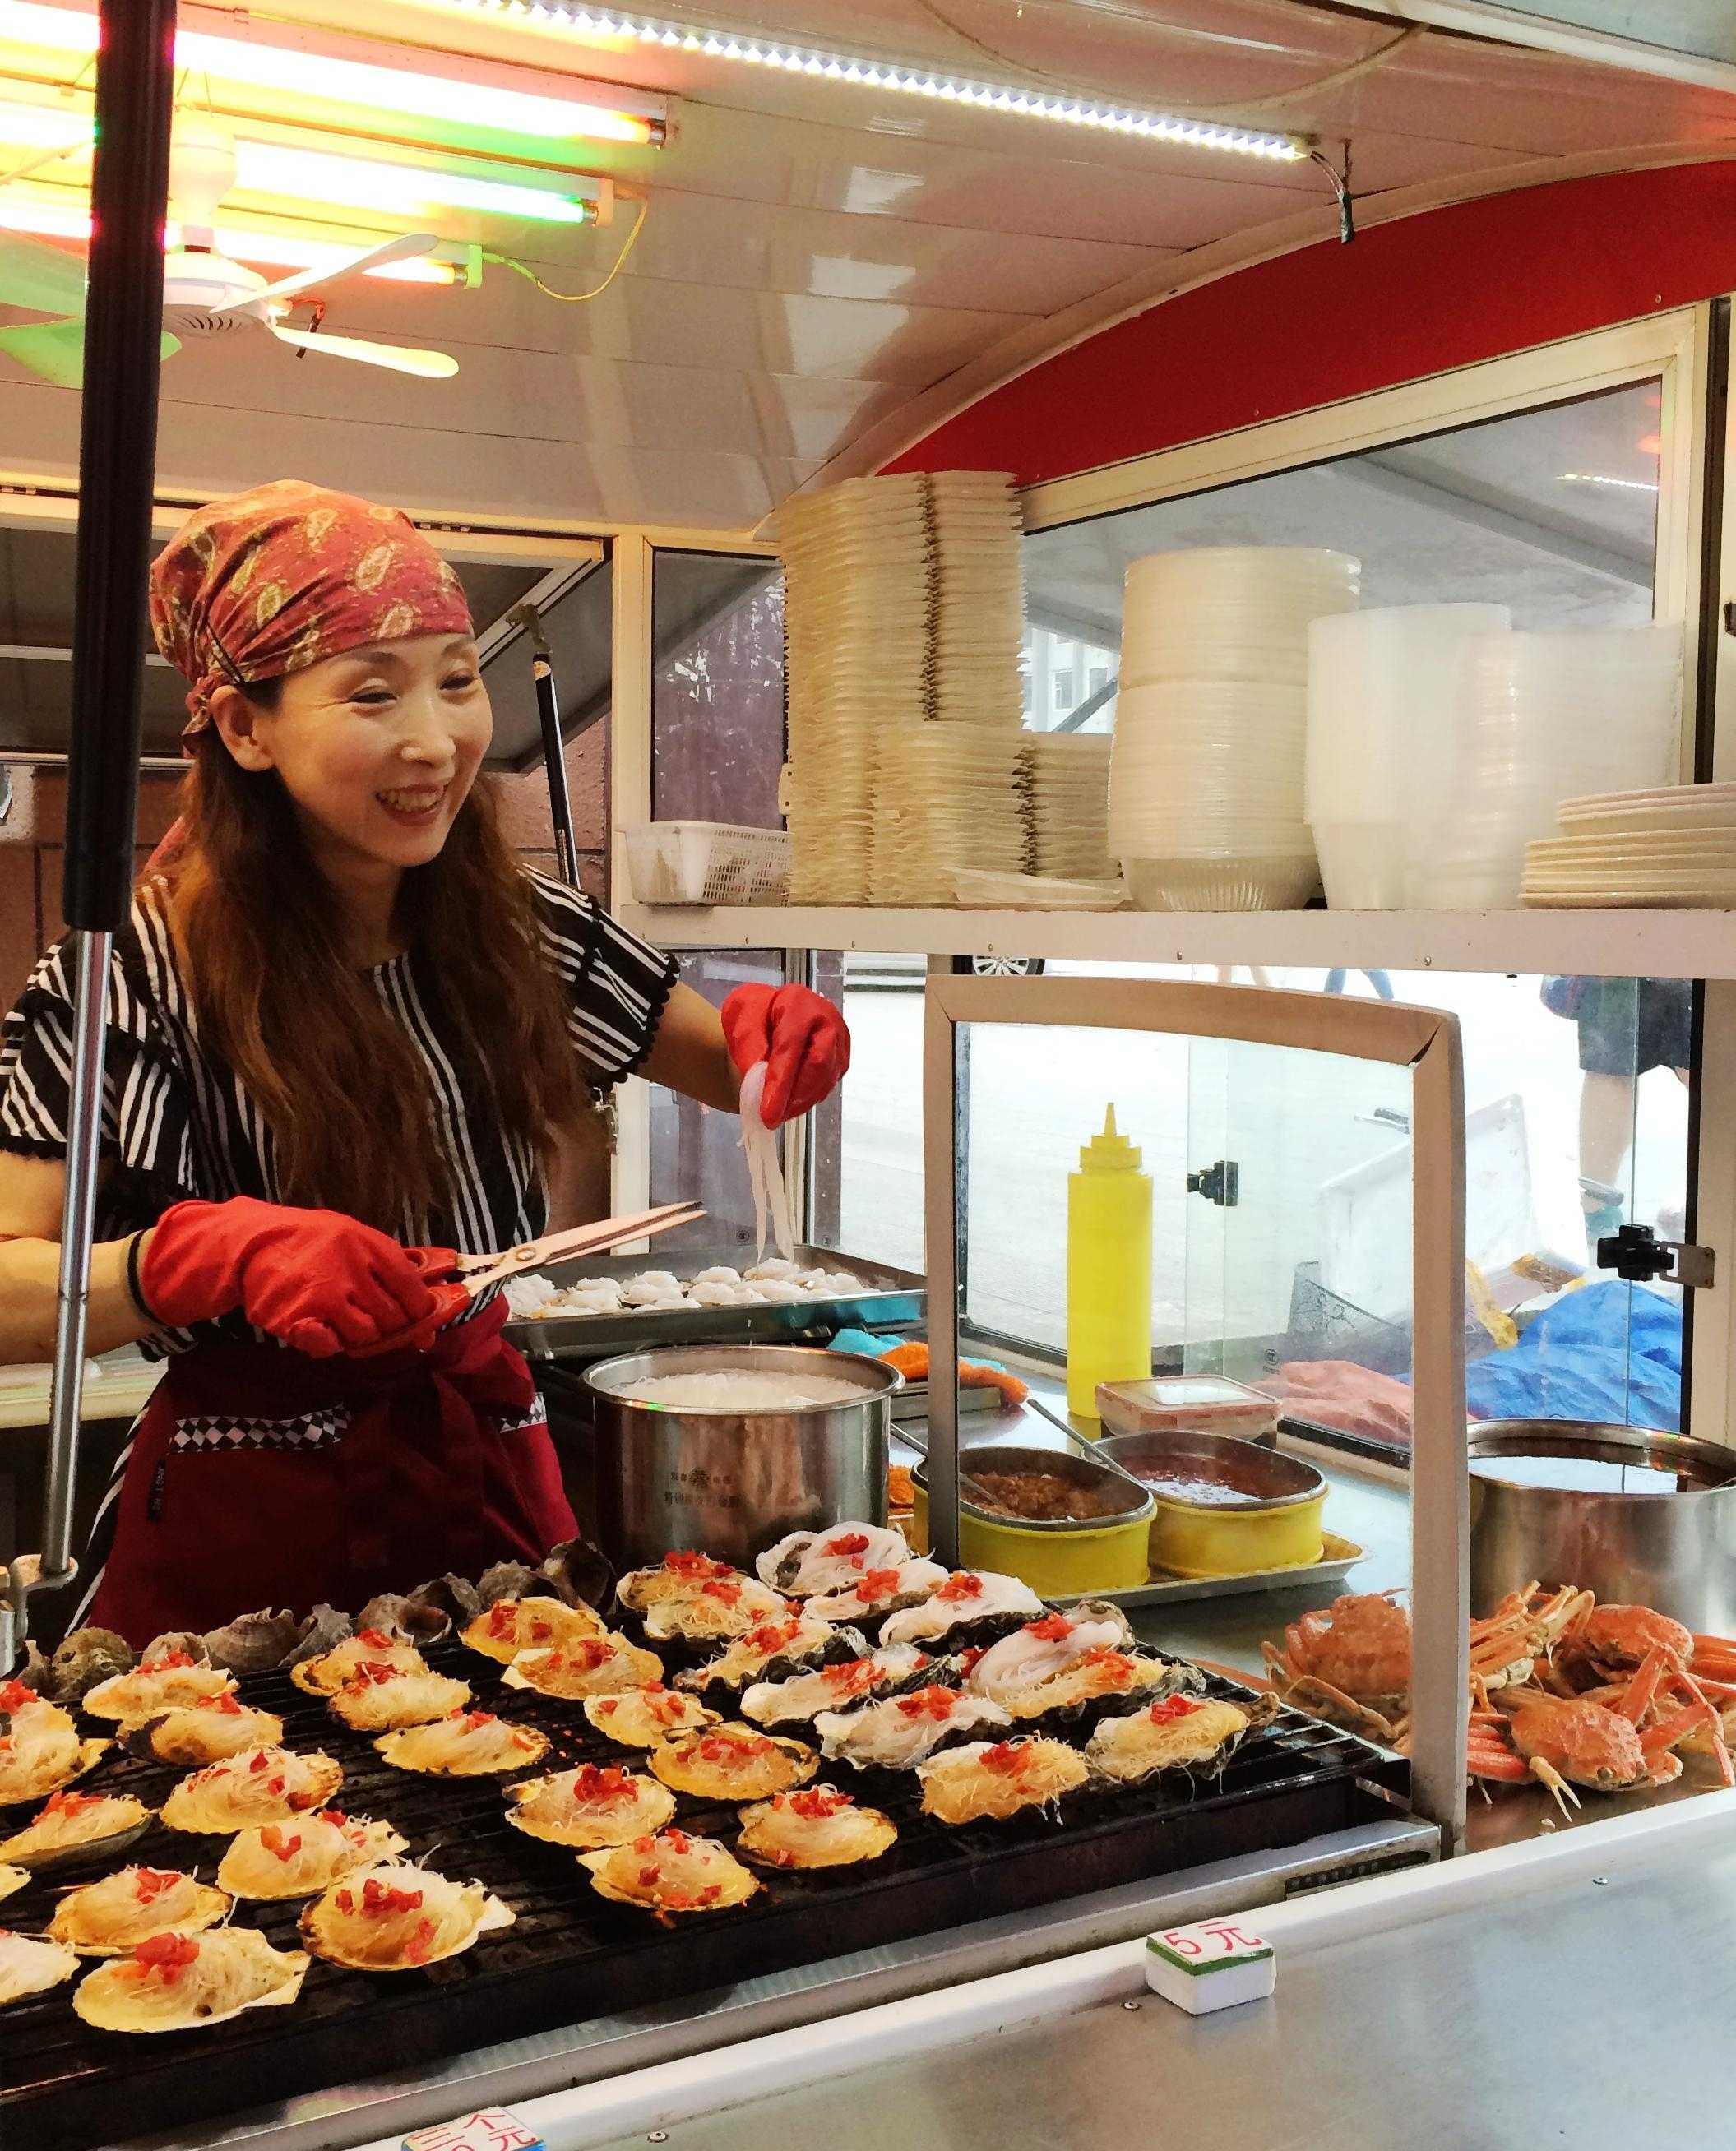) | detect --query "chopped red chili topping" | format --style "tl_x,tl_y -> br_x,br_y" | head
701,1580 -> 743,1606
570,1765 -> 633,1805
336,1888 -> 354,1915
357,1627 -> 395,1649
206,1692 -> 246,1717
936,1574 -> 985,1602
317,1809 -> 348,1827
259,1826 -> 303,1863
1147,1695 -> 1206,1723
824,1532 -> 872,1559
822,1658 -> 874,1689
855,1568 -> 903,1601
133,1932 -> 201,1979
248,1751 -> 272,1774
487,1603 -> 521,1640
132,1868 -> 182,1903
403,1916 -> 438,1966
1081,1651 -> 1138,1686
953,1646 -> 985,1677
1026,1614 -> 1075,1642
360,1876 -> 424,1917
637,1865 -> 662,1888
786,1788 -> 852,1820
744,1619 -> 800,1653
44,1789 -> 103,1816
896,1686 -> 958,1721
141,1651 -> 197,1672
980,1742 -> 1031,1776
664,1551 -> 729,1578
526,1613 -> 554,1642
0,1680 -> 35,1714
663,1828 -> 692,1855
566,1637 -> 612,1671
461,1710 -> 498,1730
346,1661 -> 402,1688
